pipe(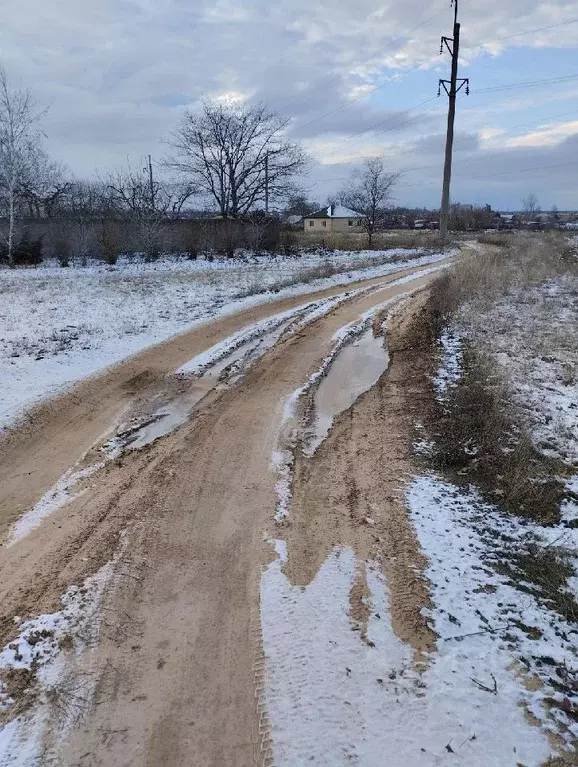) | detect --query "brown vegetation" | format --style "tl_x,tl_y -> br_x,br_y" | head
296,229 -> 447,252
